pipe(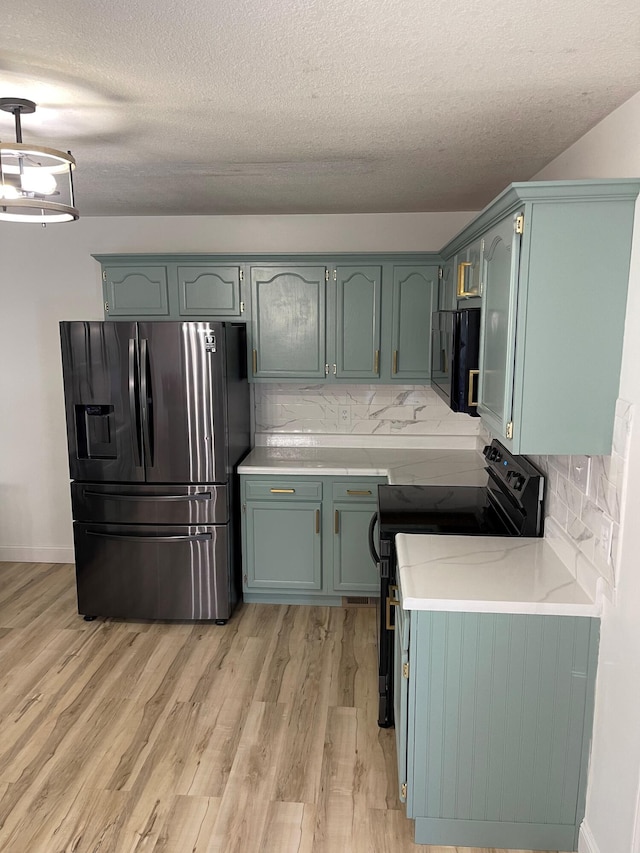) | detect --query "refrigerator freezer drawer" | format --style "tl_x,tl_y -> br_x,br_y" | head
73,523 -> 231,620
71,483 -> 228,525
